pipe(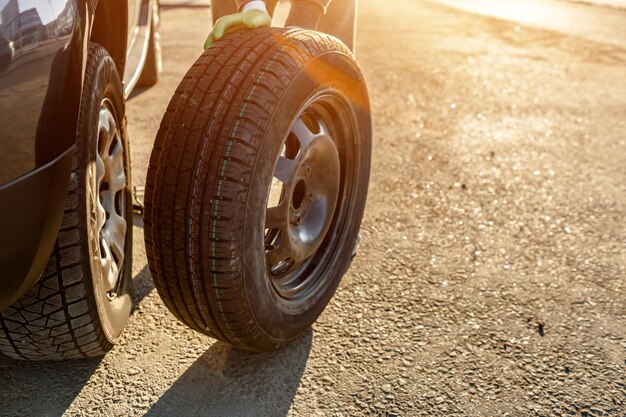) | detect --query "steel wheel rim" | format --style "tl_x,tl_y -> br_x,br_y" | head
94,99 -> 127,298
264,93 -> 357,306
